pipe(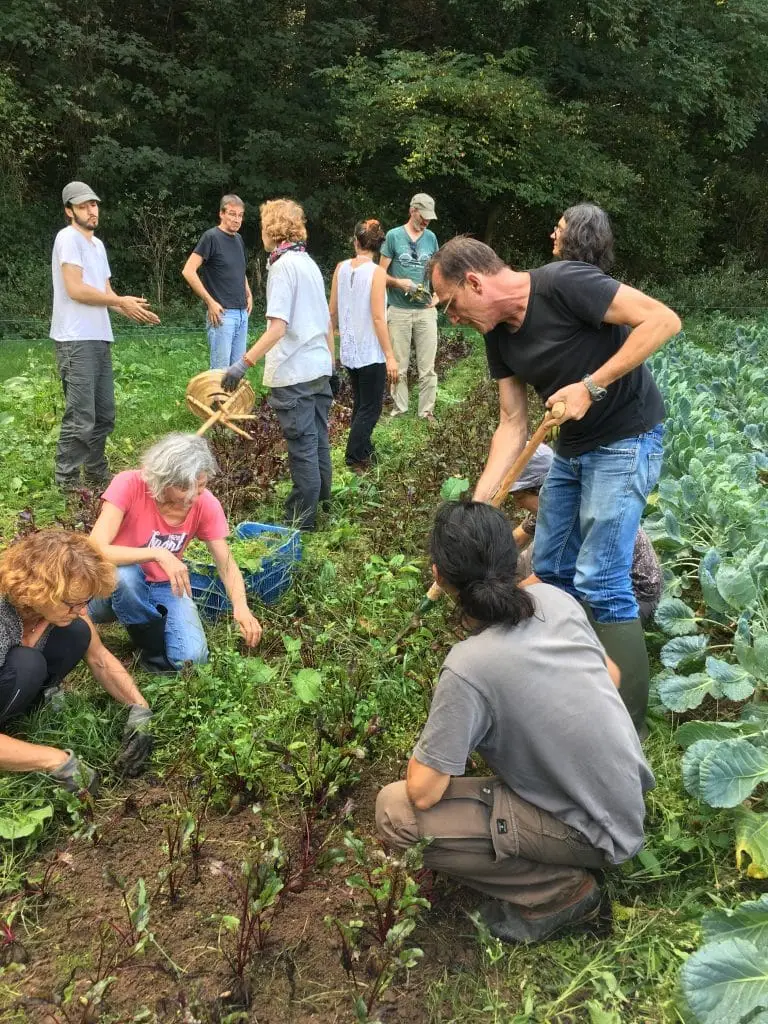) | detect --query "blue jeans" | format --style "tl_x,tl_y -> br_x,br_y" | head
532,426 -> 664,623
207,308 -> 249,370
89,564 -> 208,666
